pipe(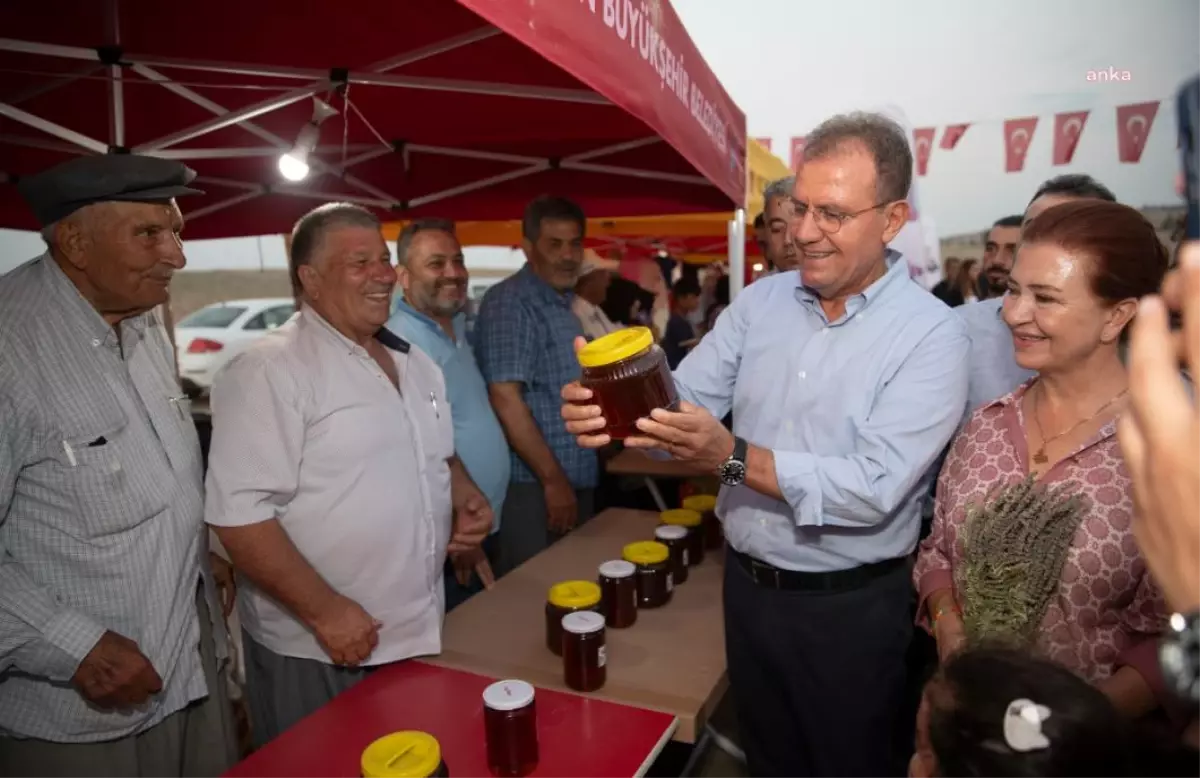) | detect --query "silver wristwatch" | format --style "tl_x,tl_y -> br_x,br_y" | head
718,437 -> 747,487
